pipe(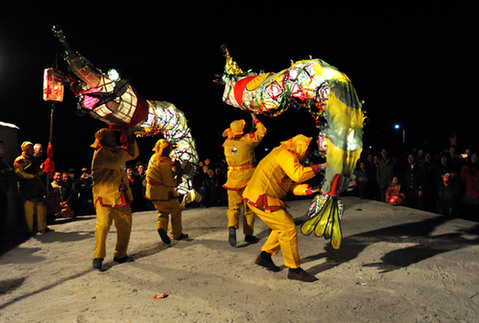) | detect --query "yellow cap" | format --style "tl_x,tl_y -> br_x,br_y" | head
21,141 -> 34,152
151,138 -> 170,162
222,119 -> 246,139
280,134 -> 312,159
90,128 -> 111,149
